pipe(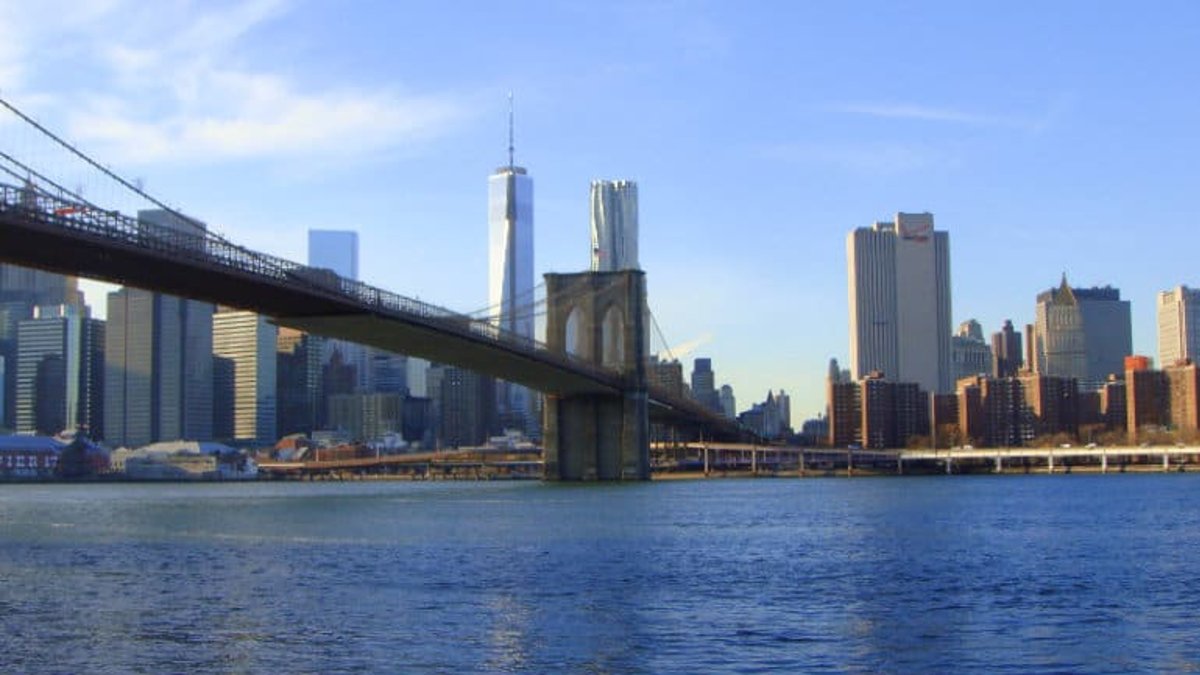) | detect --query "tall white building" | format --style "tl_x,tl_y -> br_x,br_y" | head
590,180 -> 639,272
487,99 -> 534,432
1158,285 -> 1200,367
847,212 -> 952,393
213,309 -> 277,445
